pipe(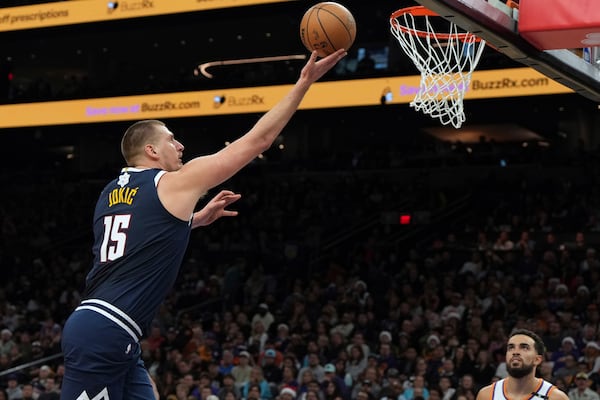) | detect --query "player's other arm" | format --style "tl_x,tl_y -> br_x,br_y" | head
164,50 -> 346,206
